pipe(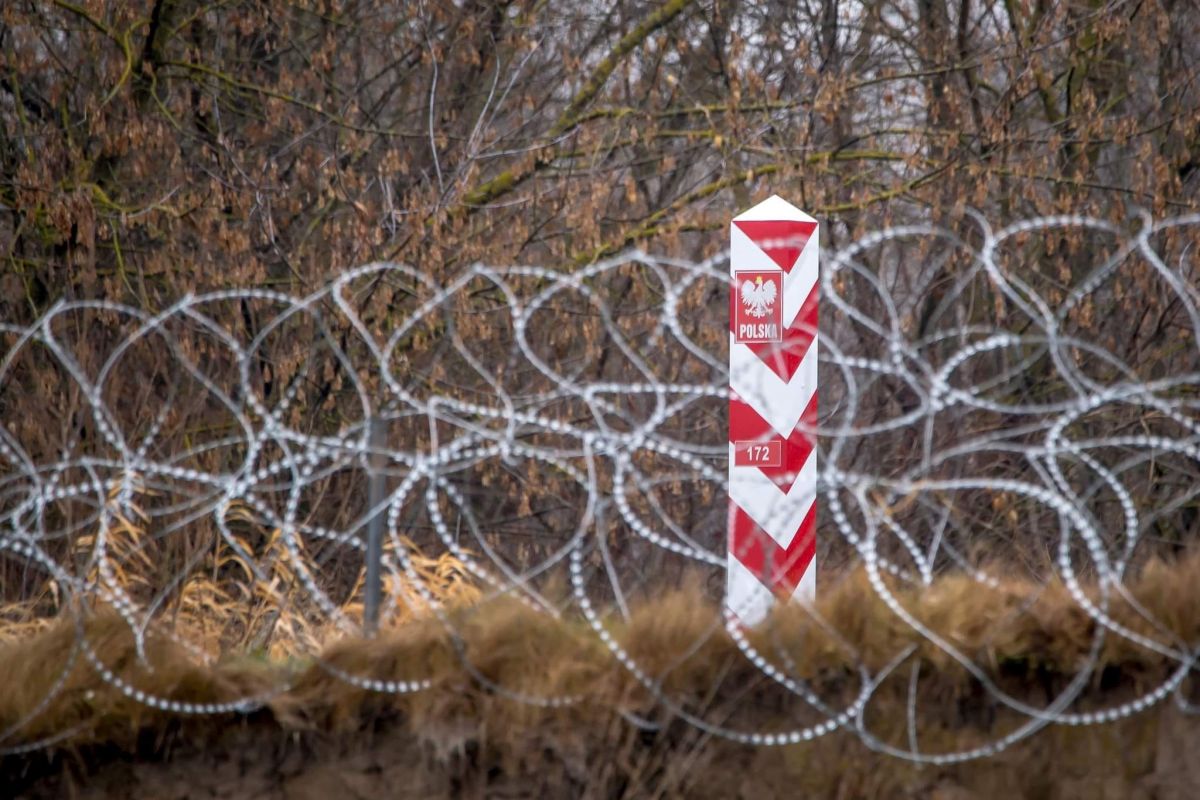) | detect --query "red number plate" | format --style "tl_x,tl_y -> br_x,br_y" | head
733,439 -> 782,467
